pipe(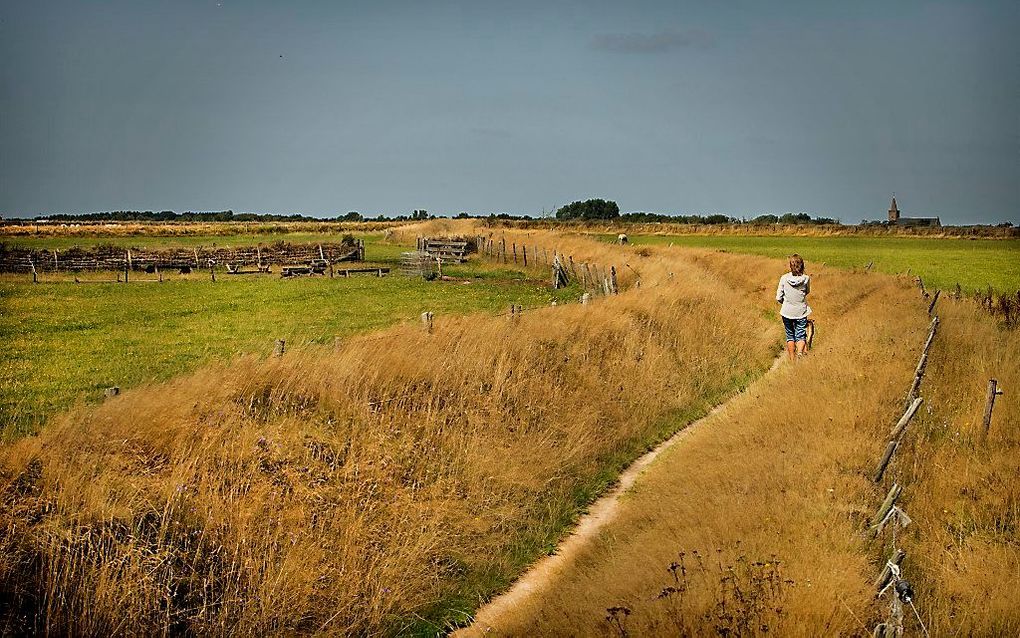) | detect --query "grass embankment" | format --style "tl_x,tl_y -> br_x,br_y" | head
470,250 -> 1019,636
606,234 -> 1020,293
0,233 -> 578,439
0,228 -> 778,635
